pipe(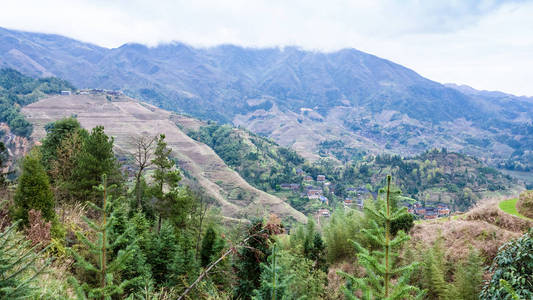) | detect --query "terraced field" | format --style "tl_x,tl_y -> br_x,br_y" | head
22,93 -> 306,223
